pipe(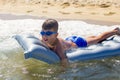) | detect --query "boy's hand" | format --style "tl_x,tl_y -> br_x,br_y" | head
61,58 -> 69,68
